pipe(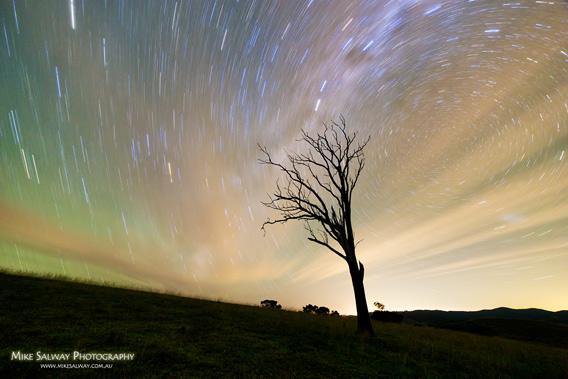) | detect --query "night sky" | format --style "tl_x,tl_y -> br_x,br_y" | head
1,0 -> 567,314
